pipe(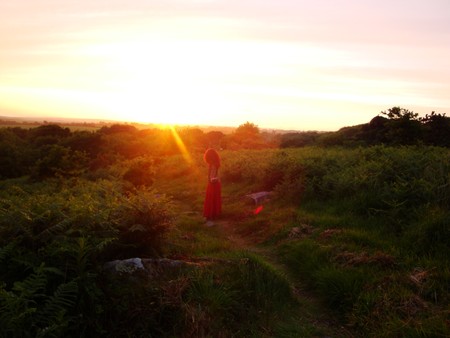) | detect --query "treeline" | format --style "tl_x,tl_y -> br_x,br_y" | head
0,122 -> 278,180
280,107 -> 450,148
1,107 -> 449,180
